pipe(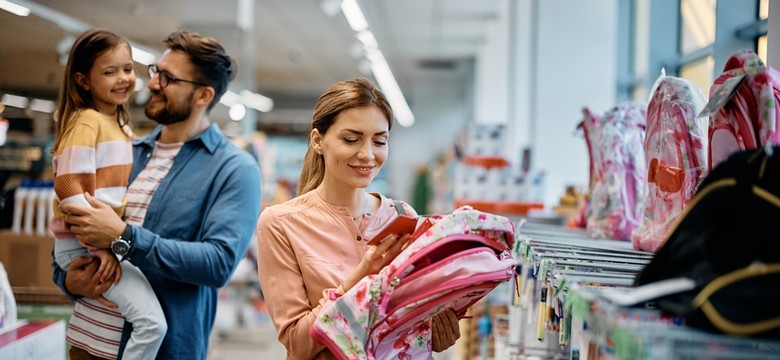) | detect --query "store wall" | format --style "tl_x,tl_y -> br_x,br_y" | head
386,62 -> 474,203
477,0 -> 618,208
